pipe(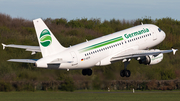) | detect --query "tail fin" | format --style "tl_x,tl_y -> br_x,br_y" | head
33,18 -> 66,57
